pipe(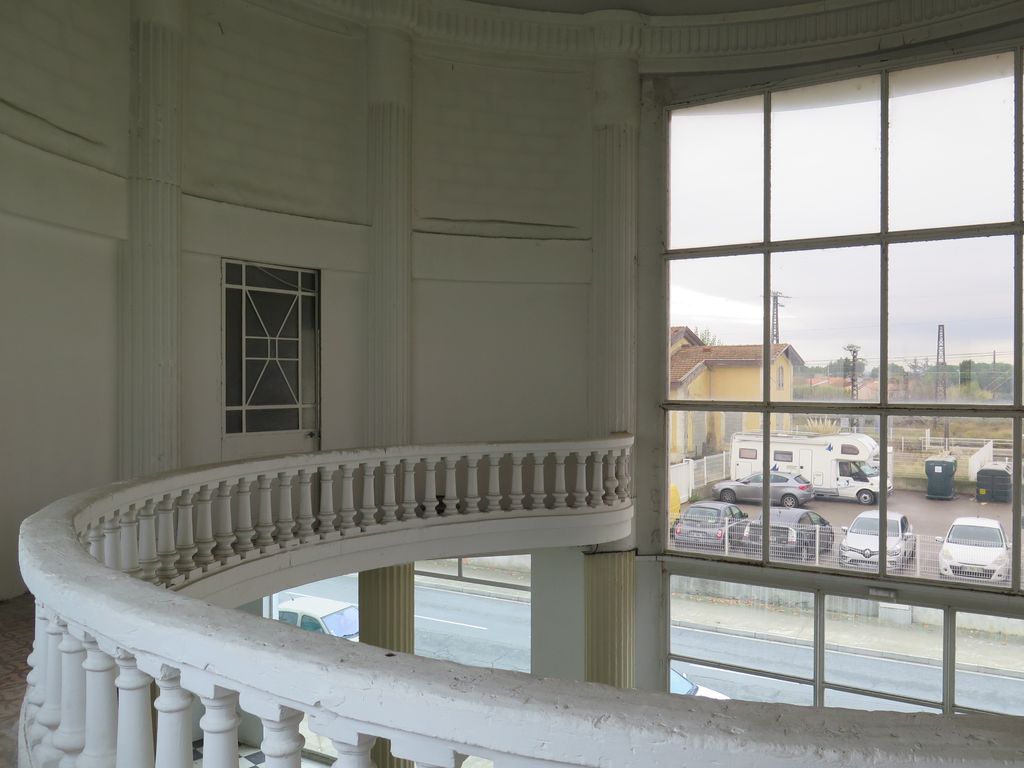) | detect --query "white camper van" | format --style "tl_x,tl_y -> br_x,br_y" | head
730,432 -> 893,505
